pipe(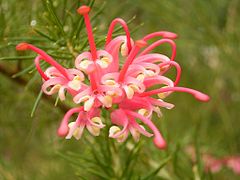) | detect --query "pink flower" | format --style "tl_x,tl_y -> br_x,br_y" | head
203,155 -> 240,175
16,5 -> 210,149
57,107 -> 105,139
186,146 -> 240,175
